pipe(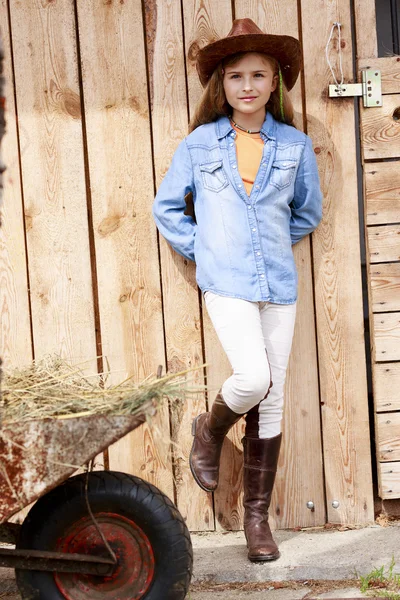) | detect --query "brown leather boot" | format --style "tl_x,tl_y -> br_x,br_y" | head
243,433 -> 282,562
189,392 -> 242,492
